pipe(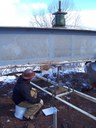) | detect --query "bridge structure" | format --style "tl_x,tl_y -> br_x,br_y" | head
0,27 -> 96,67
